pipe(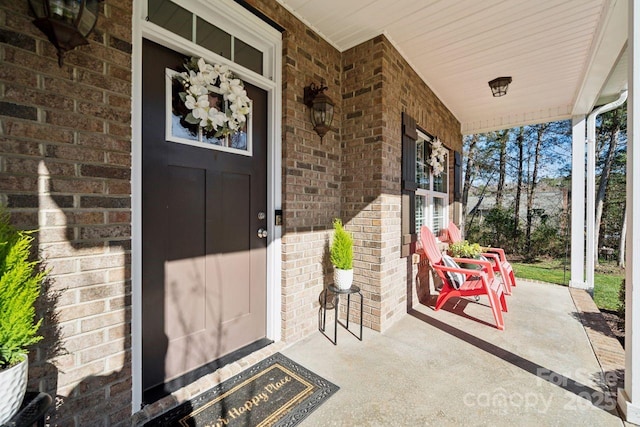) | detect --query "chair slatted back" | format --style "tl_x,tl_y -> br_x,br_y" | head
447,221 -> 463,243
420,226 -> 443,266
